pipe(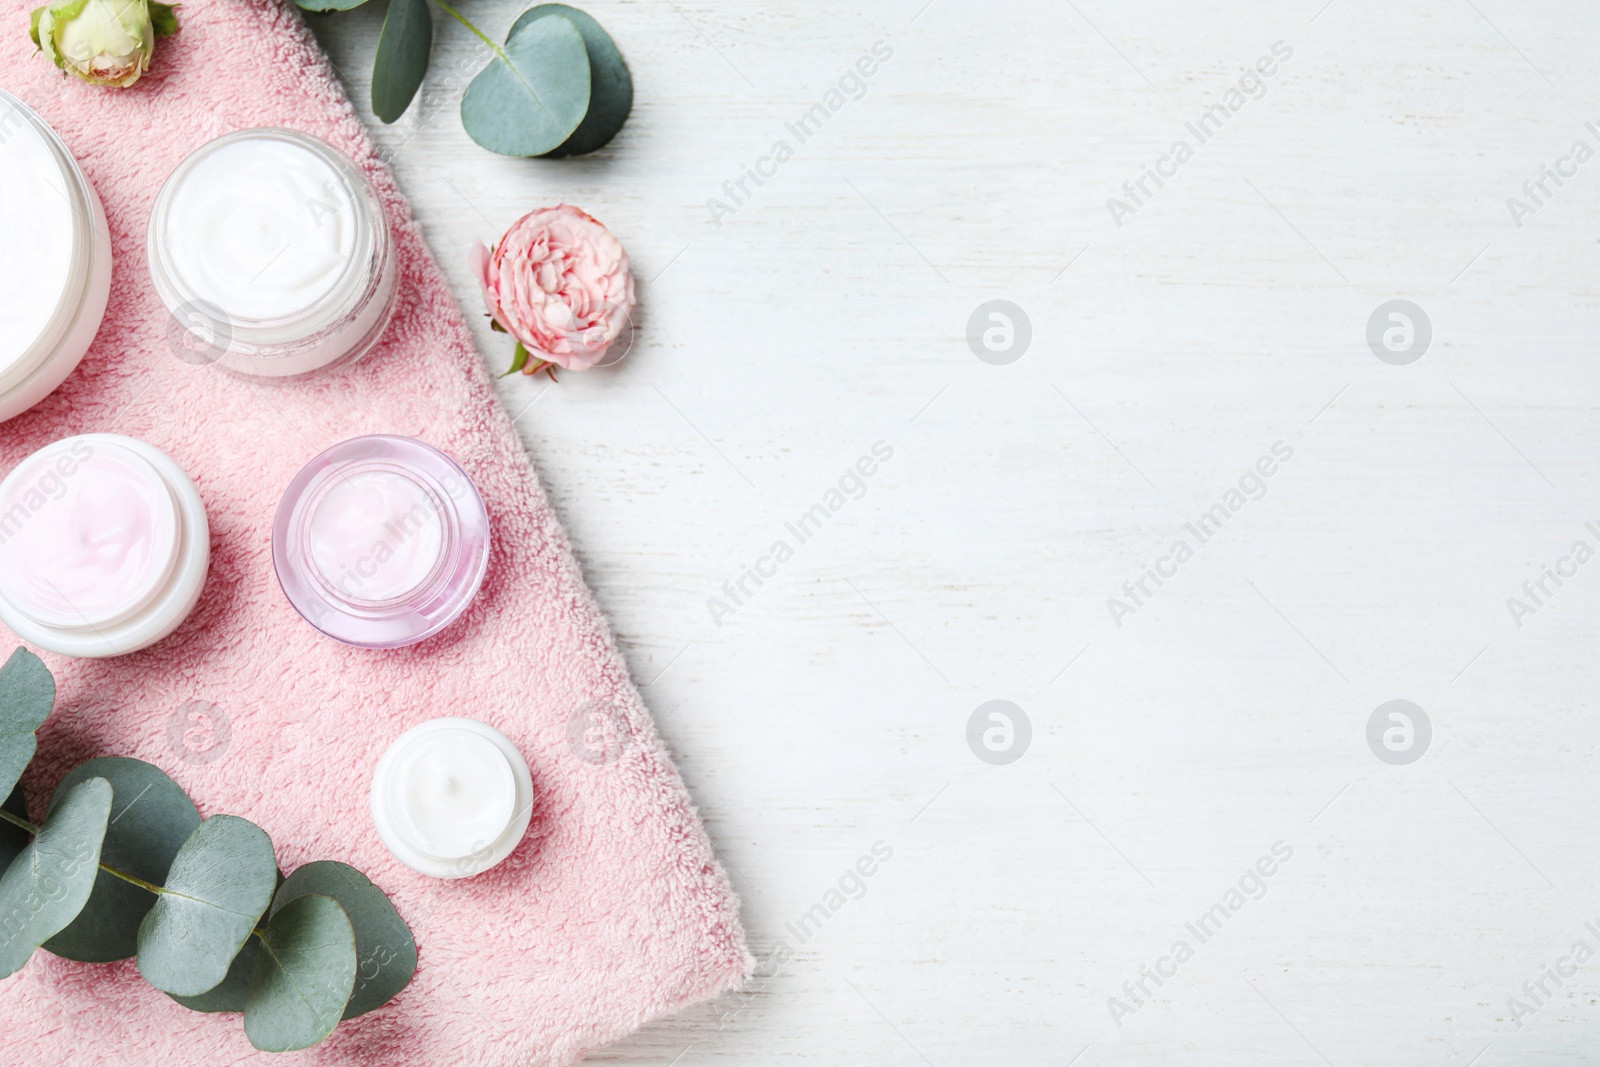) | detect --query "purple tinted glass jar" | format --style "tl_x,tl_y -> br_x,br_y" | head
272,435 -> 490,649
